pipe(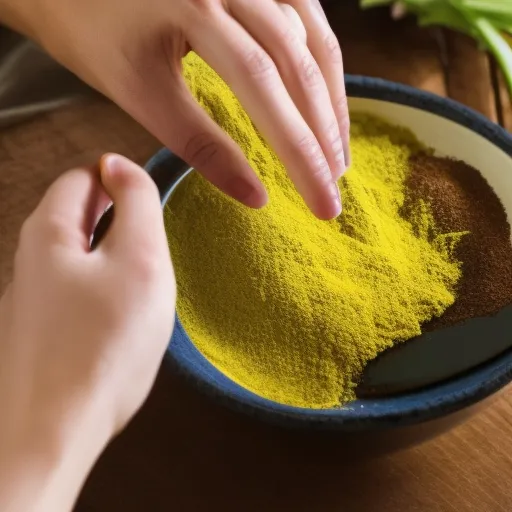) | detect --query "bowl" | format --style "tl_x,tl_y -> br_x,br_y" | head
146,75 -> 512,439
